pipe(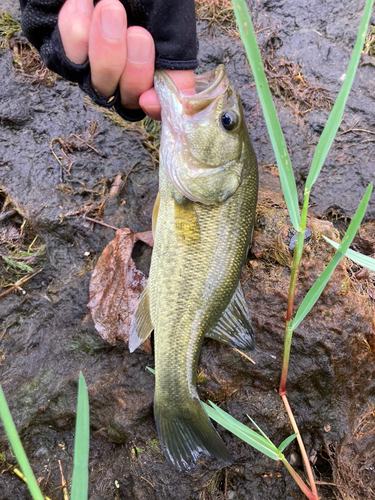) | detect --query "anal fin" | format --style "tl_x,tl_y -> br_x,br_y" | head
207,283 -> 255,352
129,283 -> 154,353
